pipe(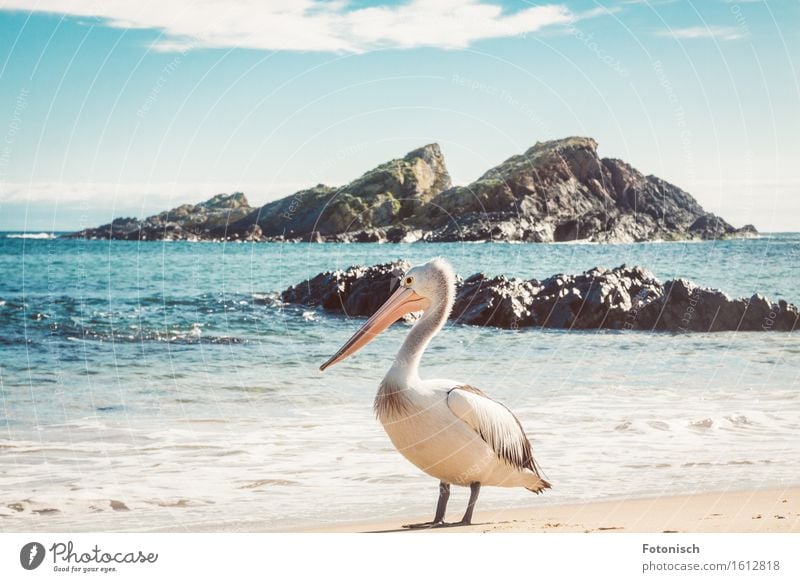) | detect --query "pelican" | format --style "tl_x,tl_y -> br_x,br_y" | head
321,258 -> 550,527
